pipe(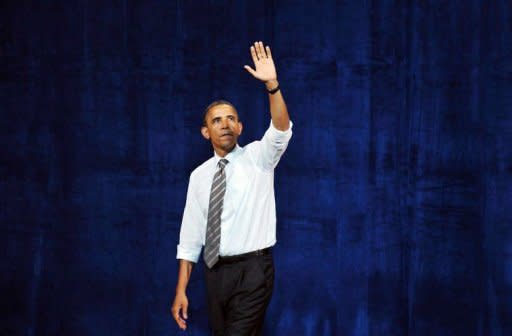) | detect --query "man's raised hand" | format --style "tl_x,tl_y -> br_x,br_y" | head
244,41 -> 277,83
